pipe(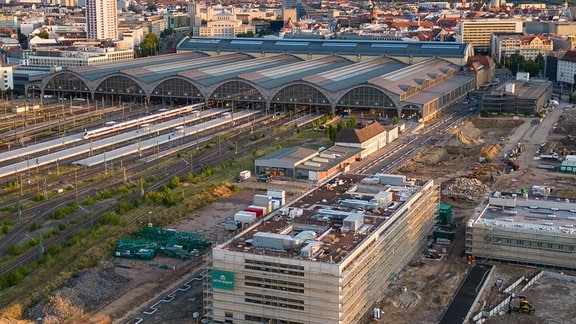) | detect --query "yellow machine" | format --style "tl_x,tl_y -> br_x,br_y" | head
509,295 -> 535,315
